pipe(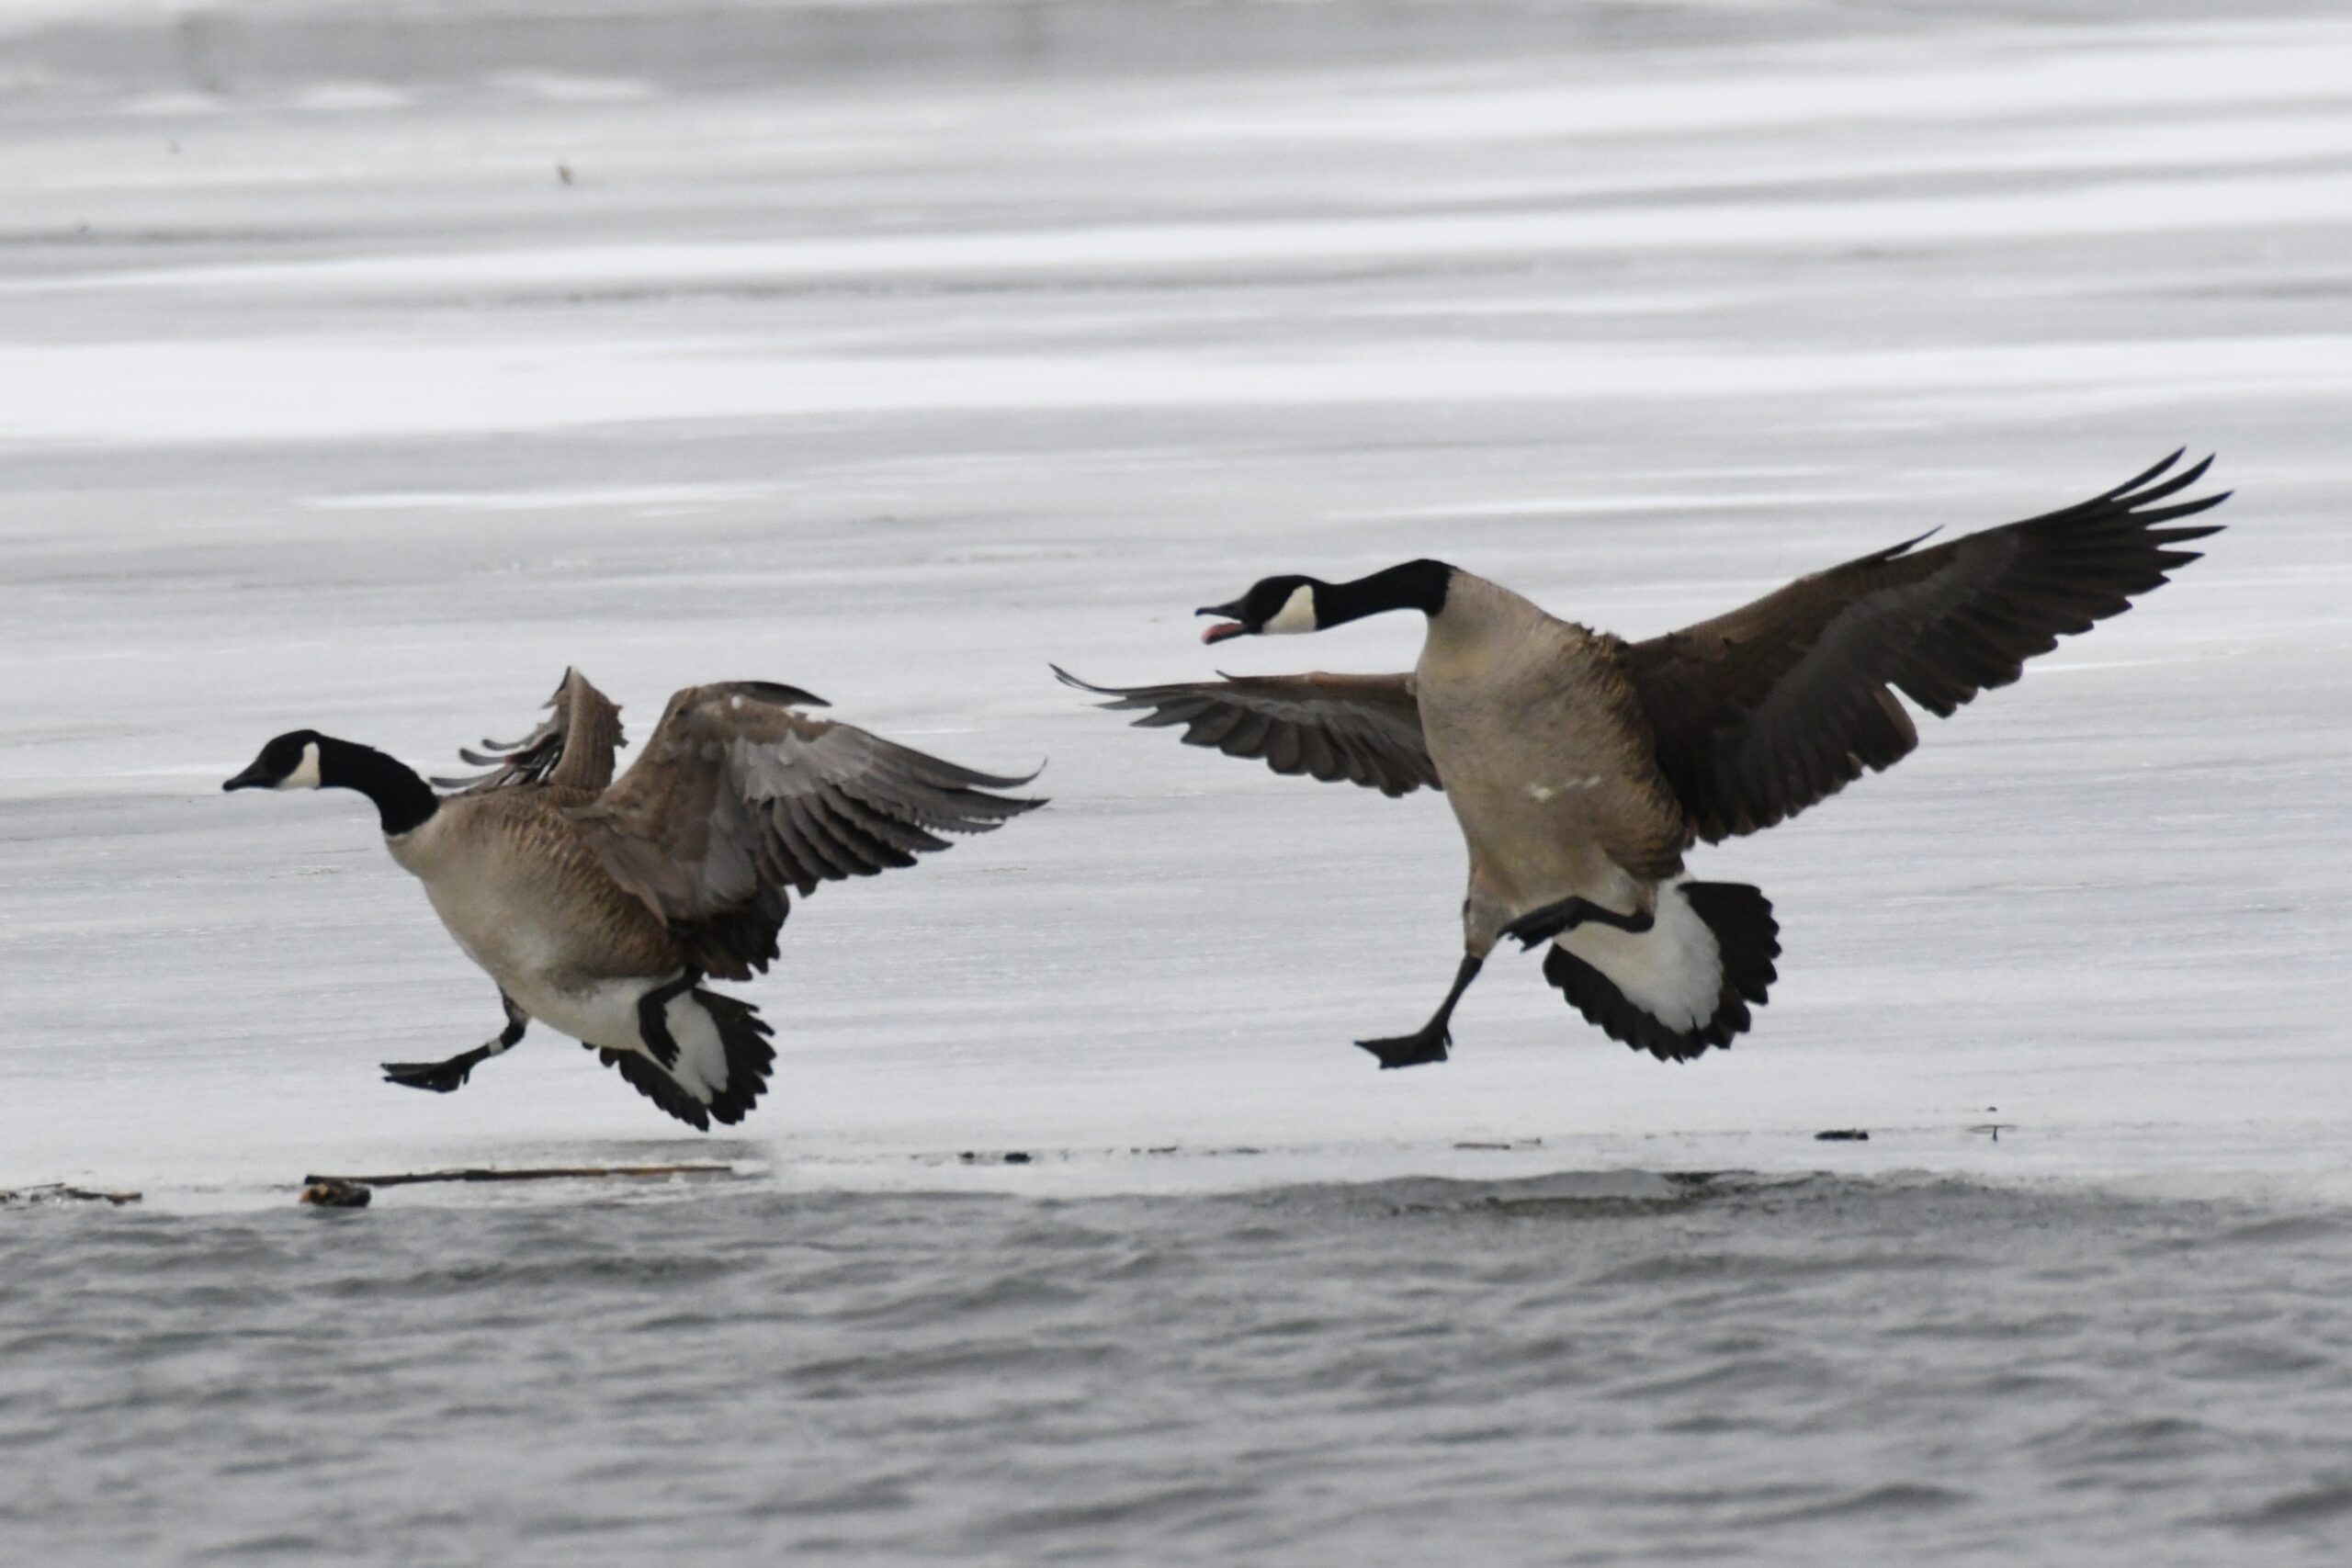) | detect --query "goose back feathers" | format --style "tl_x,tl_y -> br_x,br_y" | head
435,672 -> 1045,991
